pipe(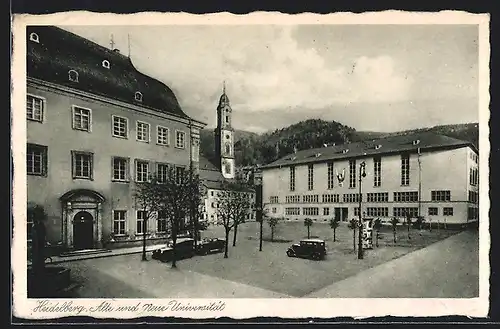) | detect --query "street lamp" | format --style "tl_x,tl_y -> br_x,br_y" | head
358,161 -> 367,260
254,177 -> 264,251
